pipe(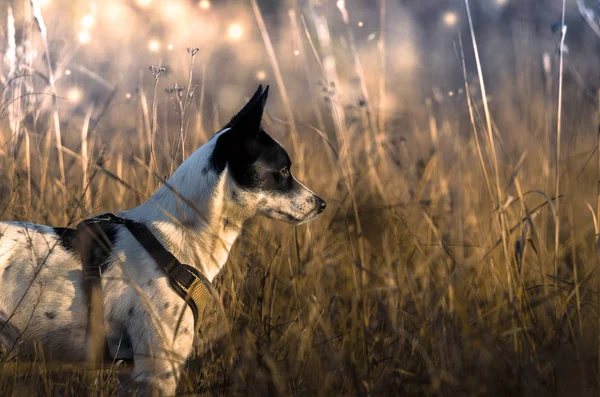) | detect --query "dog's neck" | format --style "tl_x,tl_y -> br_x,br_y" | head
123,130 -> 248,282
